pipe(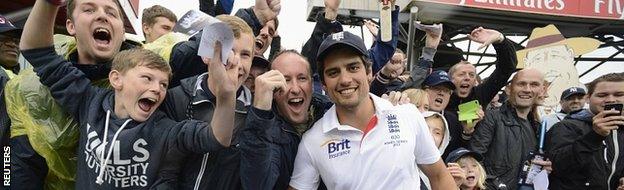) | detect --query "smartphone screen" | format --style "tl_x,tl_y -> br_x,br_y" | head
604,104 -> 623,117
